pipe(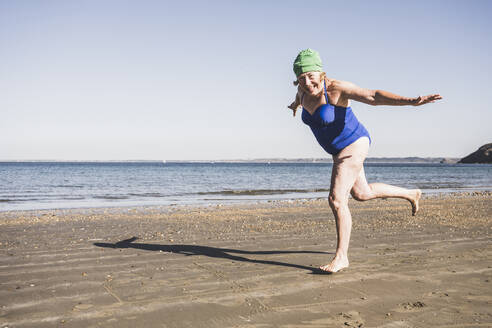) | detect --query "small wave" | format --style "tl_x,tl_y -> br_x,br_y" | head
197,188 -> 330,196
416,183 -> 465,189
51,185 -> 84,188
0,198 -> 46,203
93,195 -> 129,200
128,192 -> 165,198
